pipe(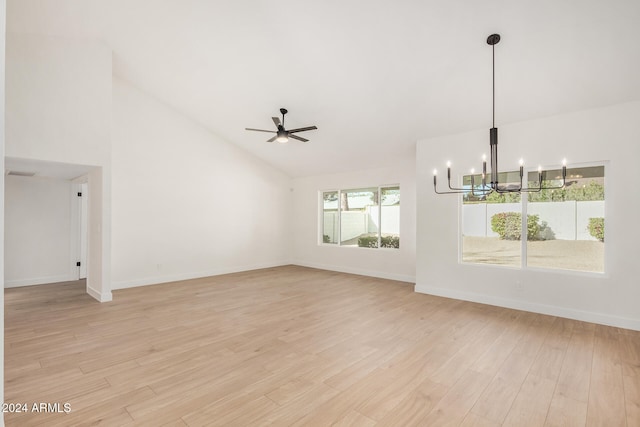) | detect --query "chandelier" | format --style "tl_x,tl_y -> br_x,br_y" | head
433,34 -> 567,195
